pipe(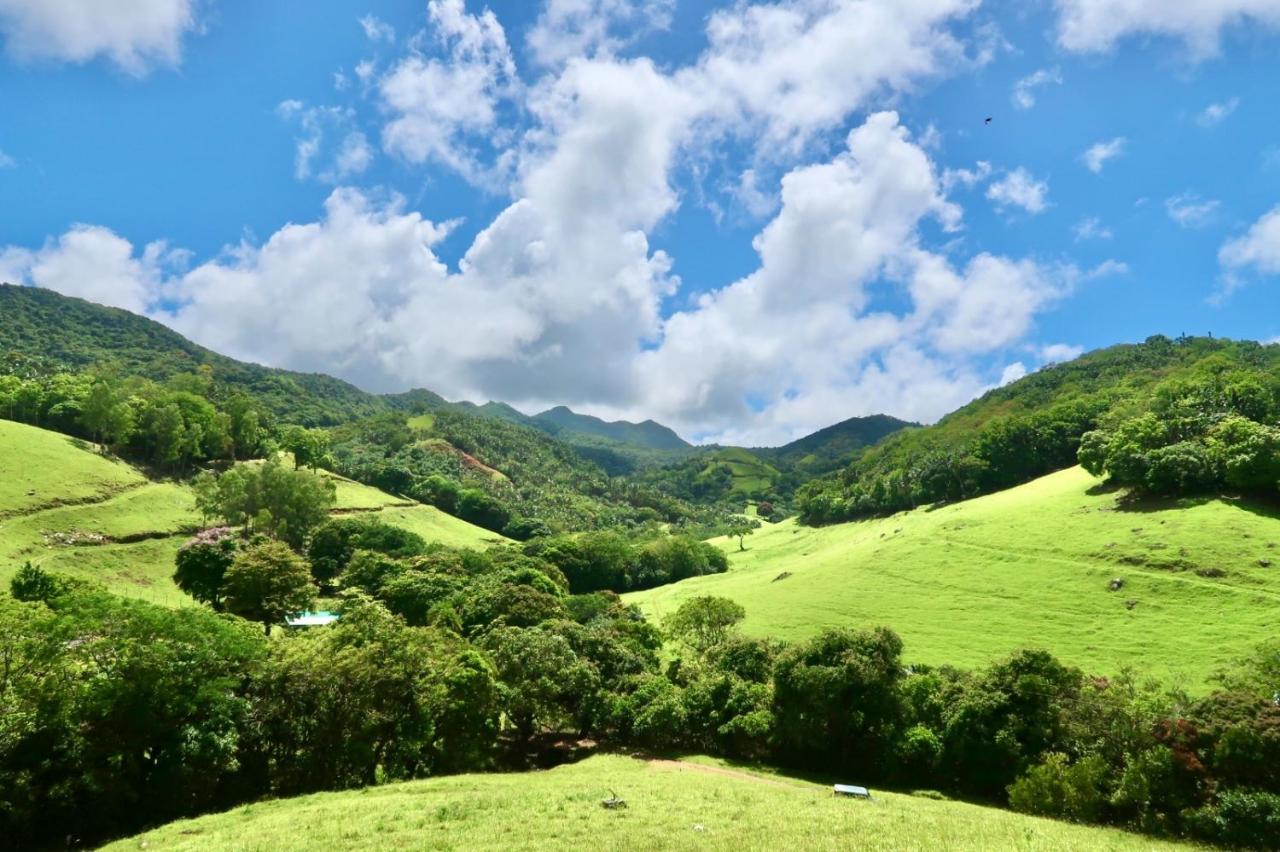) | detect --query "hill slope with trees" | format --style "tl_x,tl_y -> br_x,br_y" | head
797,335 -> 1280,524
